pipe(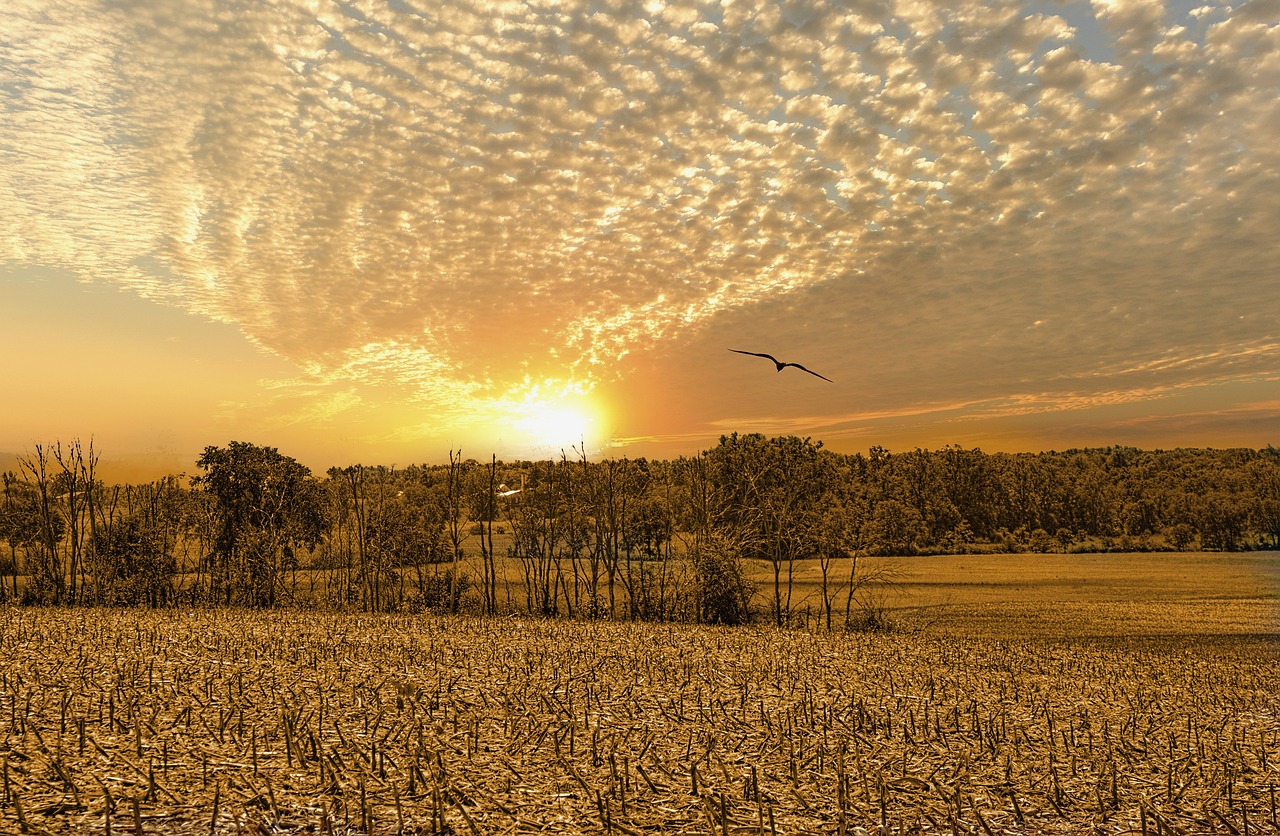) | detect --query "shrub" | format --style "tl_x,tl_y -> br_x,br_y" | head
1028,528 -> 1055,553
845,588 -> 896,633
692,535 -> 754,626
408,569 -> 472,612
